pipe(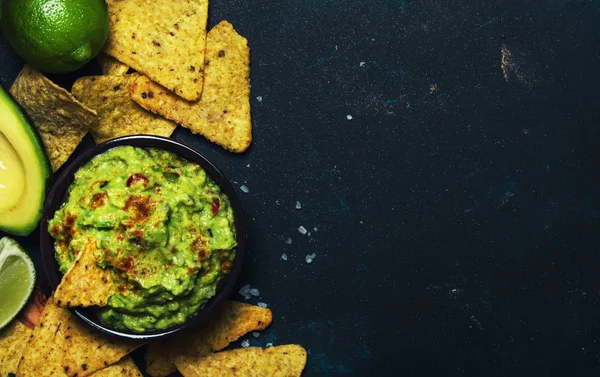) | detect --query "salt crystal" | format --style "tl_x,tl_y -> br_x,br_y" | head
266,342 -> 273,347
359,61 -> 365,67
253,331 -> 261,338
313,227 -> 318,231
249,288 -> 260,296
256,96 -> 263,102
239,284 -> 251,300
241,339 -> 250,348
305,253 -> 316,264
240,185 -> 249,193
281,253 -> 288,261
246,164 -> 251,168
257,302 -> 268,308
285,238 -> 292,244
295,201 -> 301,209
346,115 -> 353,120
298,226 -> 307,235
307,232 -> 311,236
